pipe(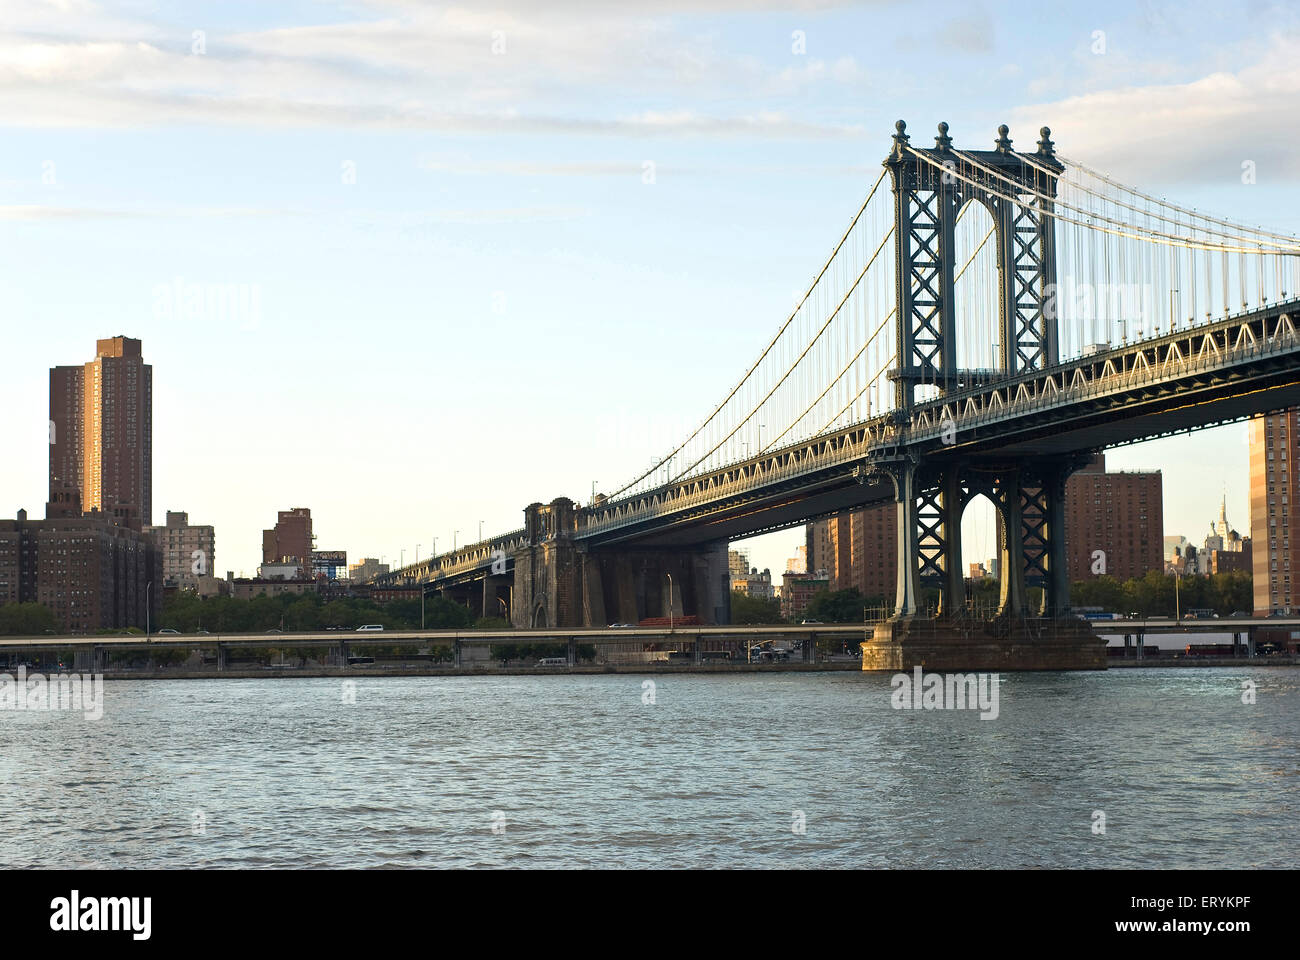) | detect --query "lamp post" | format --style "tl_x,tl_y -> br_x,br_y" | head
666,573 -> 674,633
479,520 -> 484,542
145,581 -> 152,640
454,530 -> 460,551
